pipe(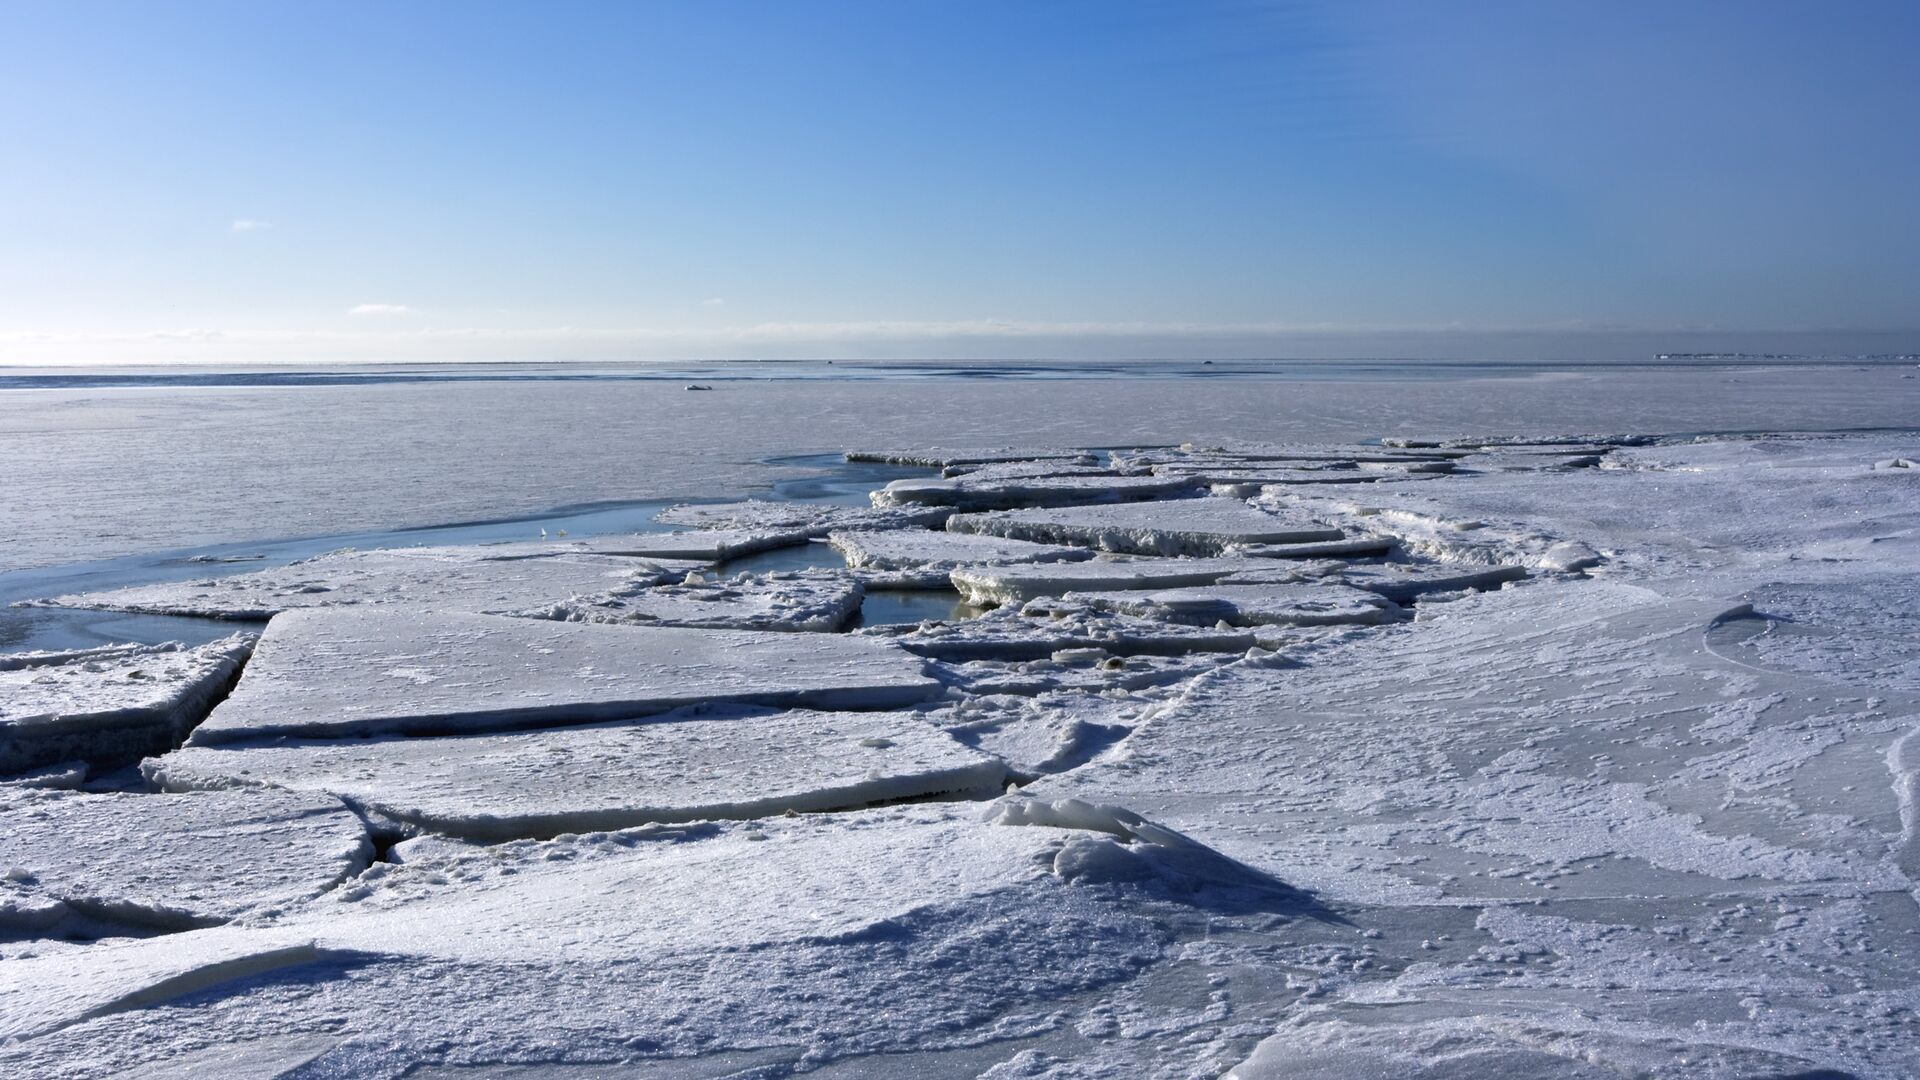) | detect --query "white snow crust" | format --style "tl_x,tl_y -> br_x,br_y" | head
517,568 -> 864,632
